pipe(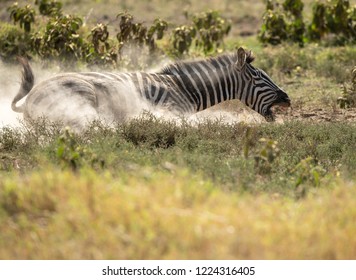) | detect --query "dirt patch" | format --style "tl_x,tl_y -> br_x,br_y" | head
275,107 -> 356,123
200,100 -> 356,124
